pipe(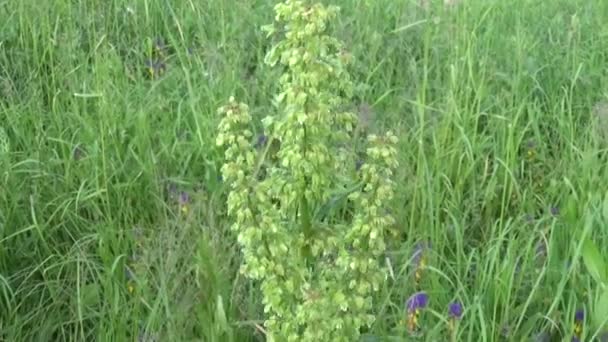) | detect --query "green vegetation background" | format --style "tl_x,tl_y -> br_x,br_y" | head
1,0 -> 608,340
